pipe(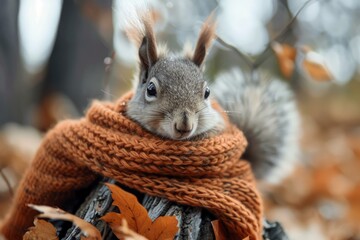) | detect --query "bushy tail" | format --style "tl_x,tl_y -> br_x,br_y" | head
212,69 -> 300,183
